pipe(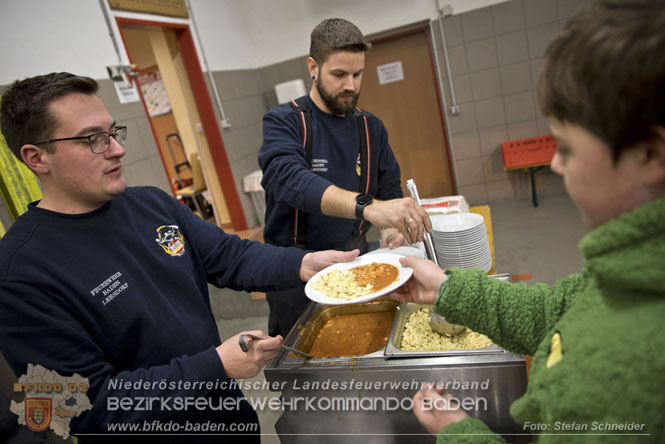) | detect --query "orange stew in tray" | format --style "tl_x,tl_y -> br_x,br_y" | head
308,311 -> 395,358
